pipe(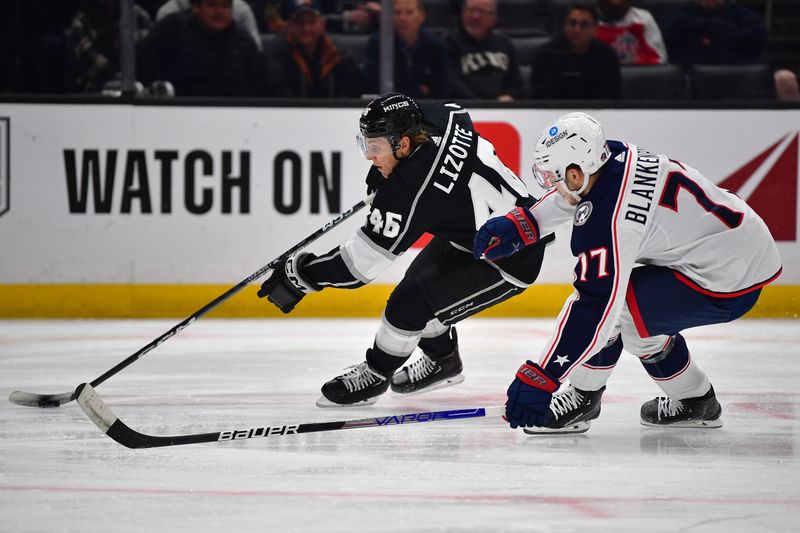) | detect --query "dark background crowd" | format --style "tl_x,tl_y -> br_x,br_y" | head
1,0 -> 798,101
